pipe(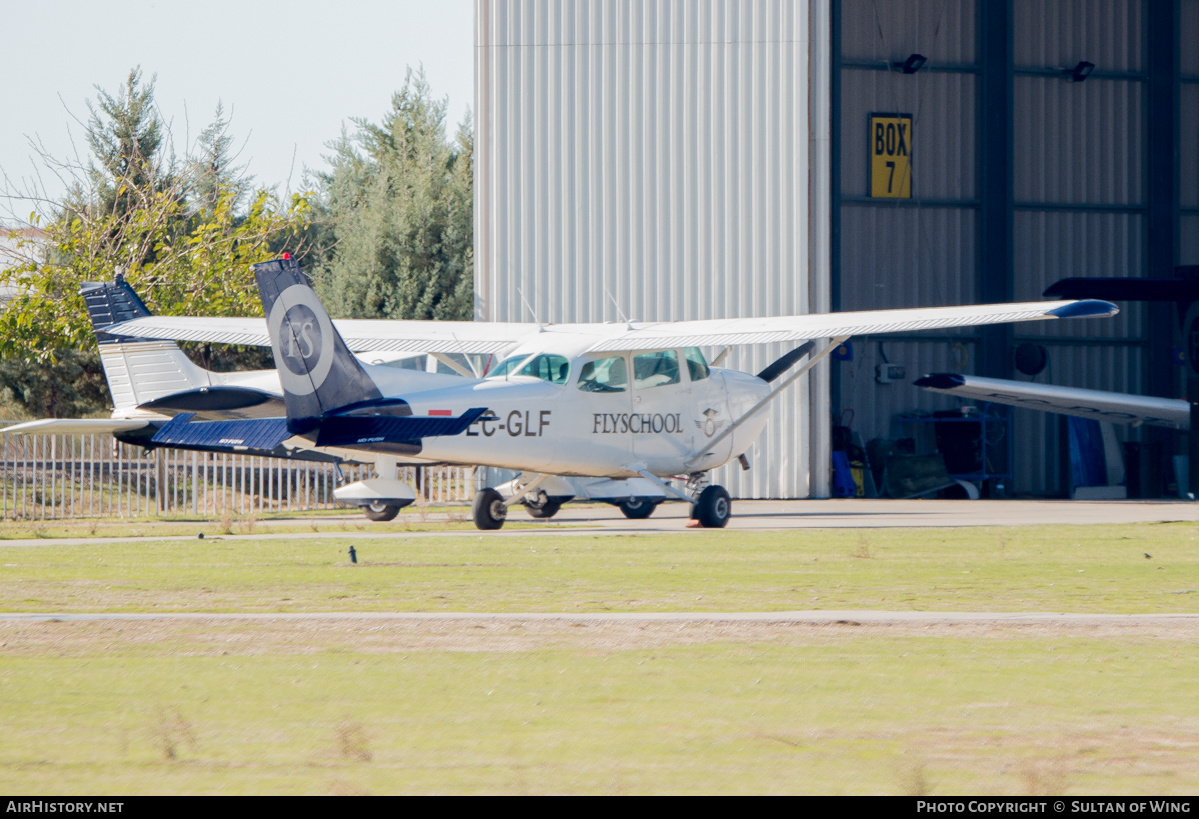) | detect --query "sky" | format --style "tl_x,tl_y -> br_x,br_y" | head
0,0 -> 474,225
